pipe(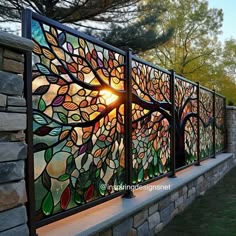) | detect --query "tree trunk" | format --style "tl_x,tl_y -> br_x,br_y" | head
175,130 -> 186,168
